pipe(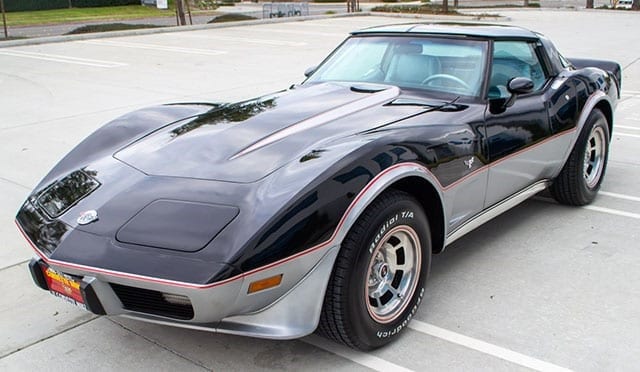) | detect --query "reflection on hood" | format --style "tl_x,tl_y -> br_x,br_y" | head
170,98 -> 278,138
